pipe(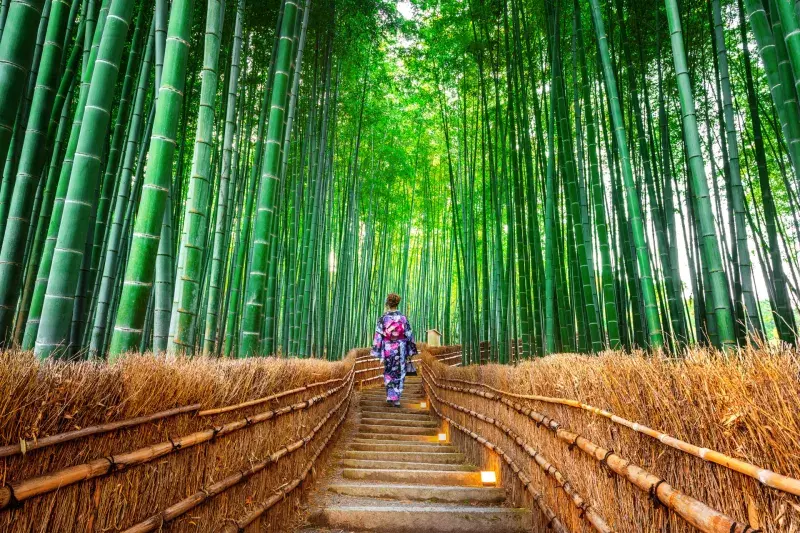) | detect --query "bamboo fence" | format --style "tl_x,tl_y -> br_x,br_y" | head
428,399 -> 570,533
421,367 -> 612,532
0,349 -> 356,532
420,345 -> 800,533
